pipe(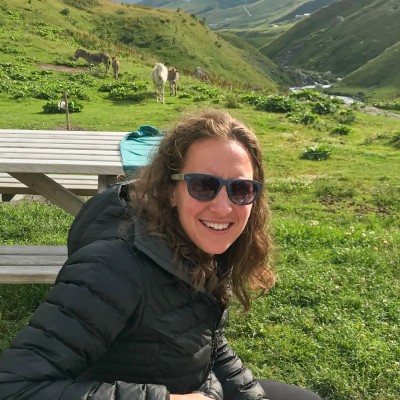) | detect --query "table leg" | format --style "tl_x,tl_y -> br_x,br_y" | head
9,172 -> 84,216
98,175 -> 118,193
